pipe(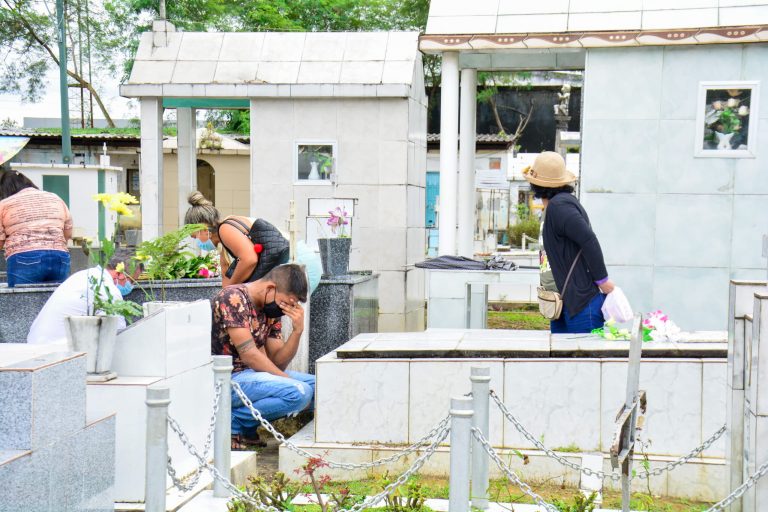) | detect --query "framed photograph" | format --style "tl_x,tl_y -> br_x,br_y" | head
695,81 -> 760,158
294,141 -> 336,184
